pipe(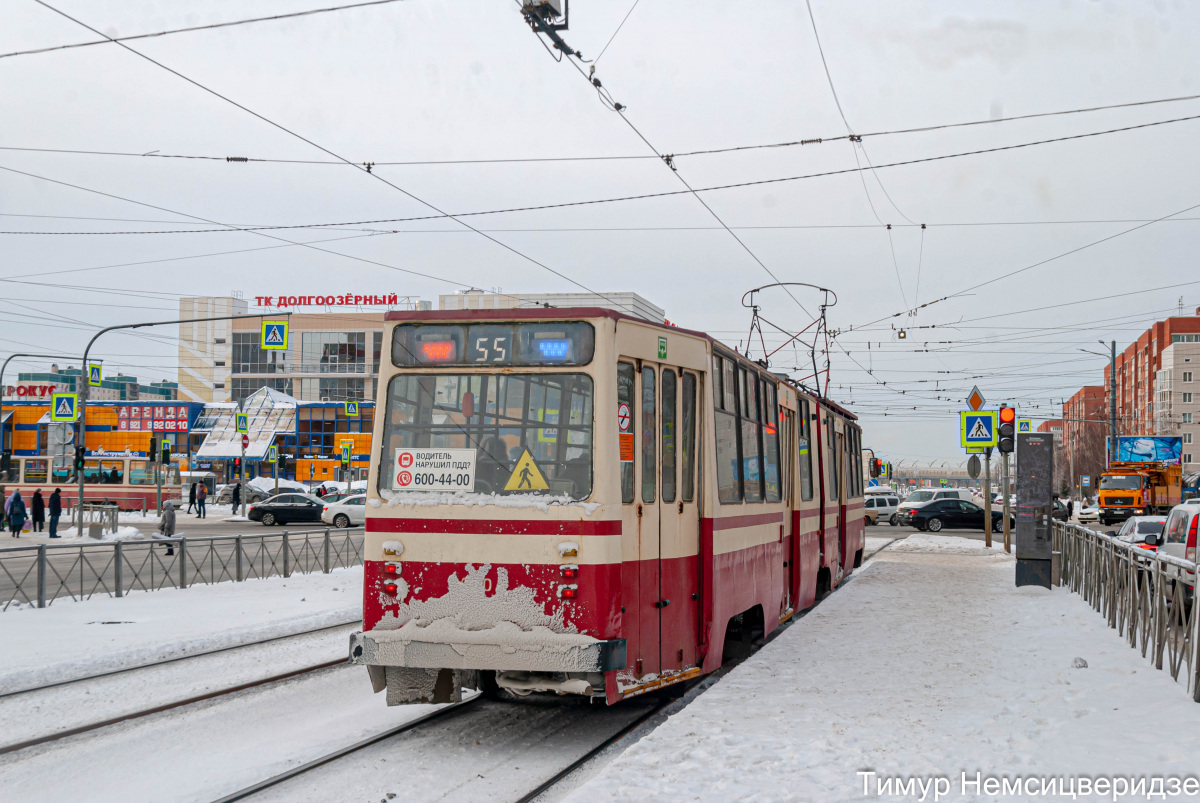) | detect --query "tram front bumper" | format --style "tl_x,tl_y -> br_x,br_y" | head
348,626 -> 627,674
